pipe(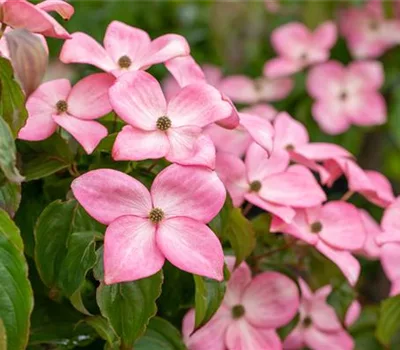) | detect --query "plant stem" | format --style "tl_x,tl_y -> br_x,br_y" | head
340,190 -> 354,201
0,23 -> 7,40
242,202 -> 253,216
